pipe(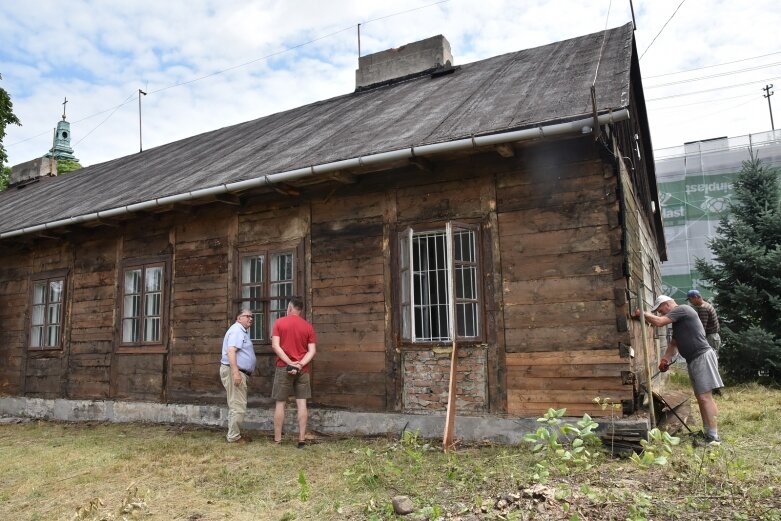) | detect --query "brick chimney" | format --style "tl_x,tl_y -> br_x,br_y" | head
356,35 -> 453,90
